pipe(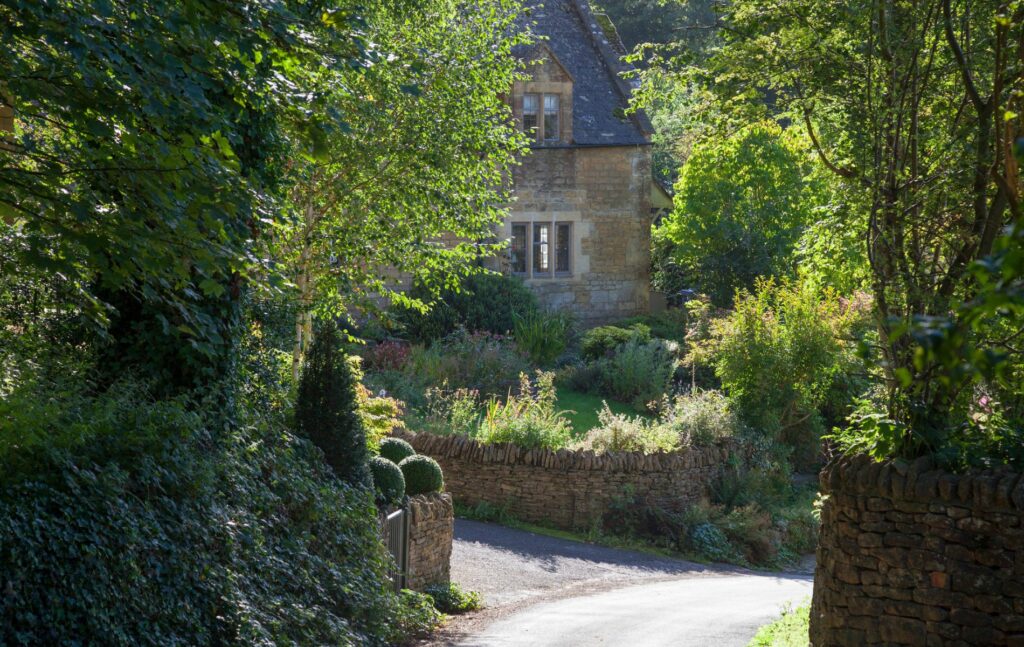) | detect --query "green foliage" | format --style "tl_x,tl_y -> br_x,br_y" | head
658,123 -> 817,306
358,384 -> 406,451
295,323 -> 371,486
660,390 -> 745,446
0,384 -> 436,645
397,273 -> 540,344
0,0 -> 371,392
378,437 -> 416,465
398,455 -> 444,496
689,522 -> 738,563
603,478 -> 818,568
370,456 -> 406,505
748,602 -> 810,647
597,338 -> 679,412
279,1 -> 531,332
616,310 -> 690,344
424,583 -> 482,615
513,309 -> 573,366
581,323 -> 651,360
687,0 -> 1023,462
403,330 -> 531,400
411,386 -> 483,438
575,403 -> 679,454
476,372 -> 575,450
575,390 -> 742,454
707,279 -> 865,466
